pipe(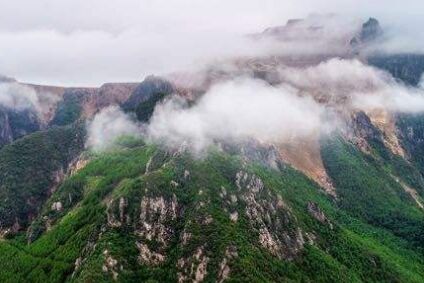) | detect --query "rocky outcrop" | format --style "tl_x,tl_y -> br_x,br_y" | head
350,18 -> 383,47
102,249 -> 121,280
367,109 -> 405,157
236,171 -> 305,259
277,134 -> 336,196
307,201 -> 333,229
177,246 -> 210,283
136,195 -> 179,265
82,83 -> 138,118
217,246 -> 238,283
348,111 -> 384,154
